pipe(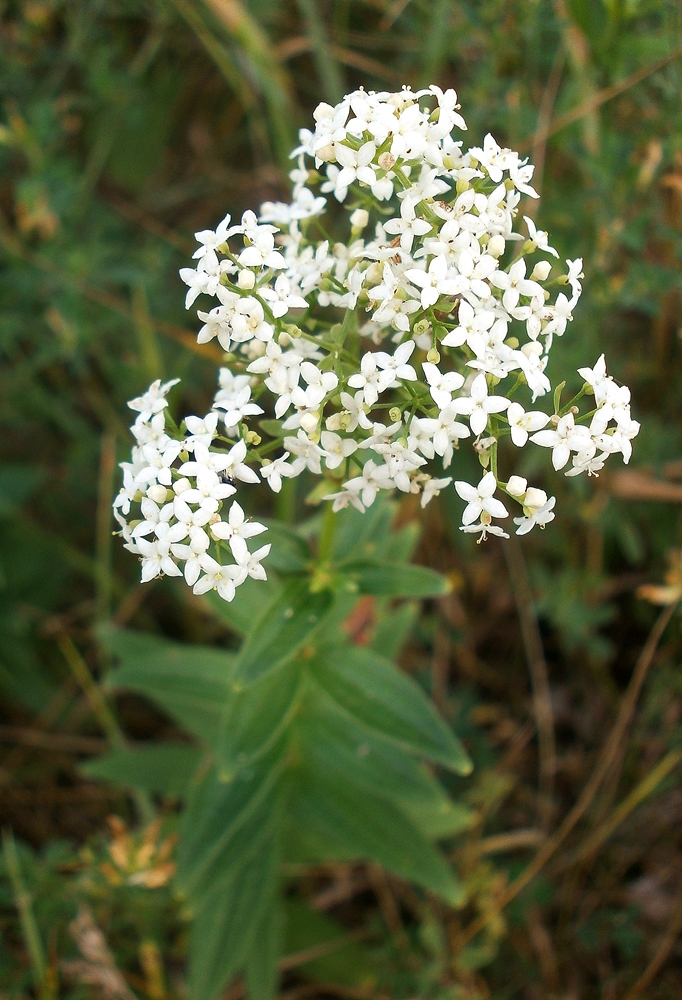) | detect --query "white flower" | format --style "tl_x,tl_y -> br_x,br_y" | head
184,412 -> 219,450
343,460 -> 394,508
171,527 -> 211,586
128,379 -> 180,422
524,216 -> 558,257
192,213 -> 233,259
405,255 -> 464,309
235,543 -> 271,582
260,453 -> 296,493
320,431 -> 357,470
374,341 -> 418,384
506,402 -> 549,446
384,198 -> 432,252
531,412 -> 590,470
454,471 -> 509,525
210,501 -> 267,561
451,373 -> 509,436
489,258 -> 544,312
419,475 -> 452,508
347,352 -> 394,406
514,496 -> 556,535
193,556 -> 246,602
422,362 -> 465,409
